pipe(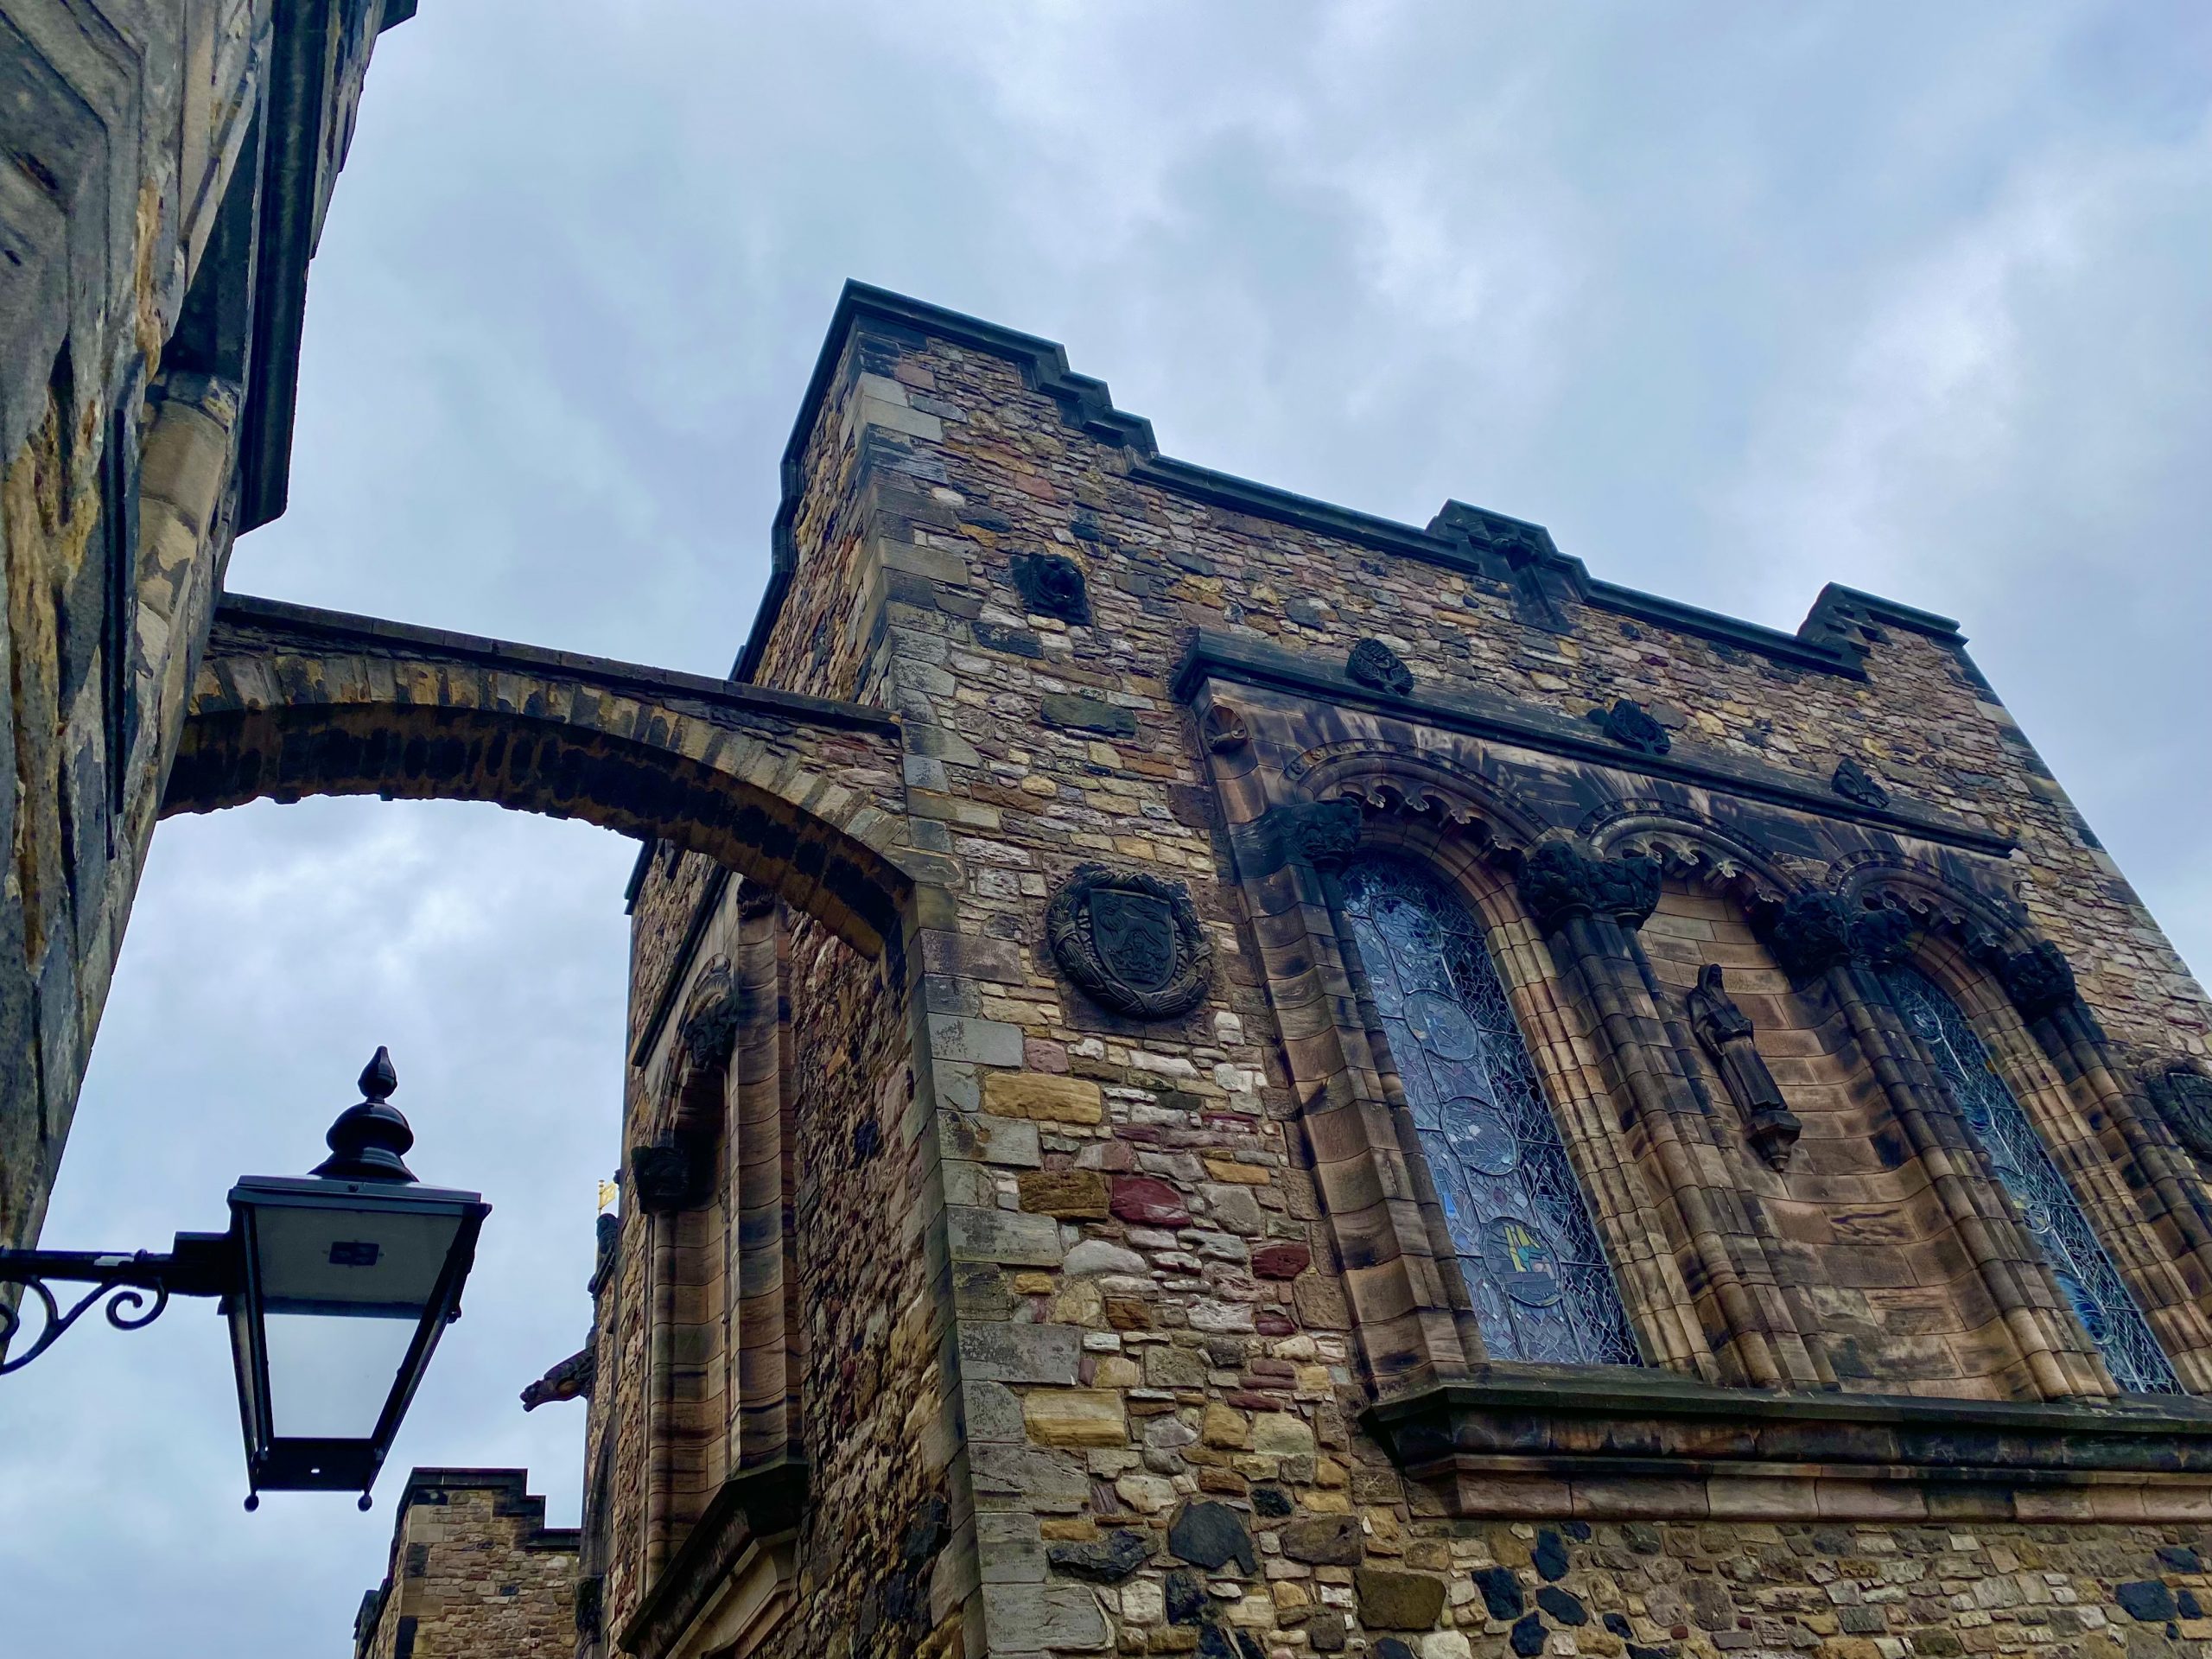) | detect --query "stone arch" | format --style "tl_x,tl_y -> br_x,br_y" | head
162,596 -> 917,957
1579,798 -> 1803,913
1295,745 -> 1550,859
1826,850 -> 2032,961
